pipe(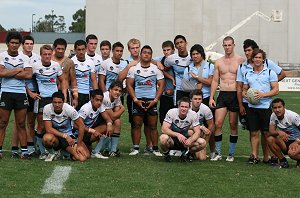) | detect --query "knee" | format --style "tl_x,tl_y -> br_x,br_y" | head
132,122 -> 142,129
16,121 -> 26,129
197,138 -> 207,148
159,134 -> 170,145
266,135 -> 275,144
0,119 -> 8,129
214,120 -> 222,129
43,133 -> 56,147
113,119 -> 121,127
